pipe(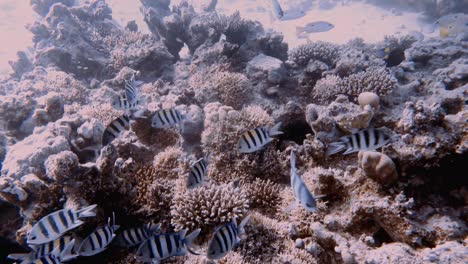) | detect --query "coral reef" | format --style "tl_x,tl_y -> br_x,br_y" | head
0,1 -> 466,263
